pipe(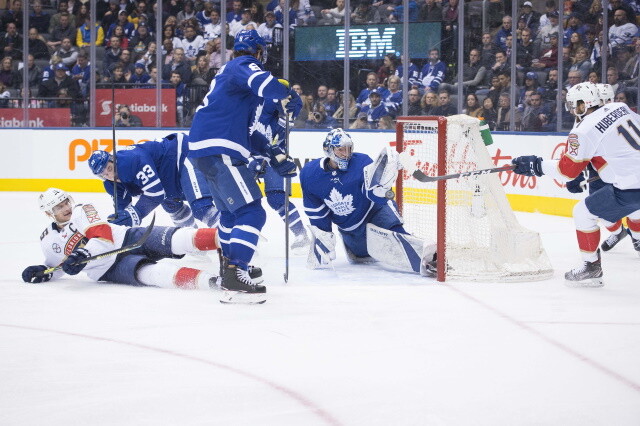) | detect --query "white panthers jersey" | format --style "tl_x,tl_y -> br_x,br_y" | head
542,102 -> 640,189
39,203 -> 128,281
